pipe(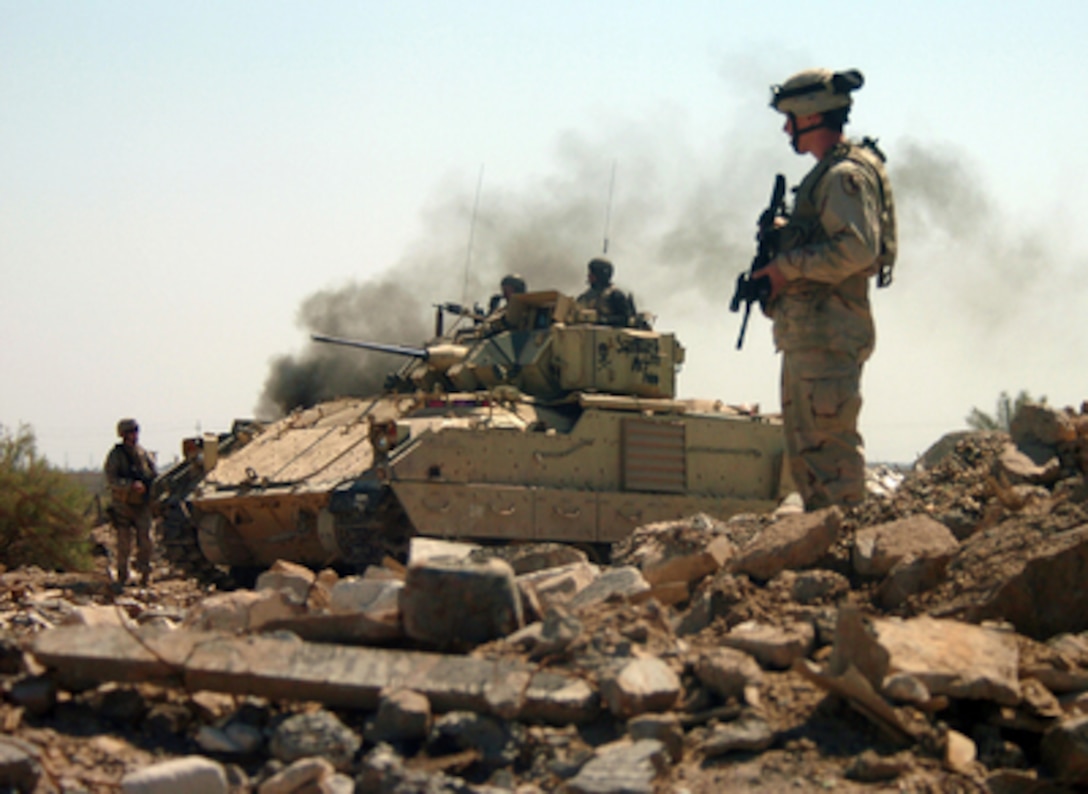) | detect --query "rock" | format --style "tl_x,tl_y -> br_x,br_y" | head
877,553 -> 952,608
786,569 -> 850,604
517,562 -> 600,611
256,560 -> 316,605
997,443 -> 1061,485
700,715 -> 775,756
408,537 -> 479,564
882,673 -> 931,705
568,566 -> 651,611
523,606 -> 583,661
827,608 -> 889,690
719,620 -> 815,670
257,756 -> 334,794
945,524 -> 1088,641
874,616 -> 1020,705
428,711 -> 521,768
473,542 -> 589,574
565,738 -> 668,794
400,557 -> 523,648
853,515 -> 958,579
1010,402 -> 1076,465
8,674 -> 56,715
600,656 -> 681,719
1041,714 -> 1088,785
0,737 -> 42,794
268,711 -> 361,772
520,672 -> 600,725
627,713 -> 683,762
845,749 -> 912,781
183,590 -> 303,633
367,687 -> 431,743
328,577 -> 403,618
693,647 -> 763,700
196,726 -> 243,754
945,729 -> 978,774
730,508 -> 840,581
120,756 -> 229,794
